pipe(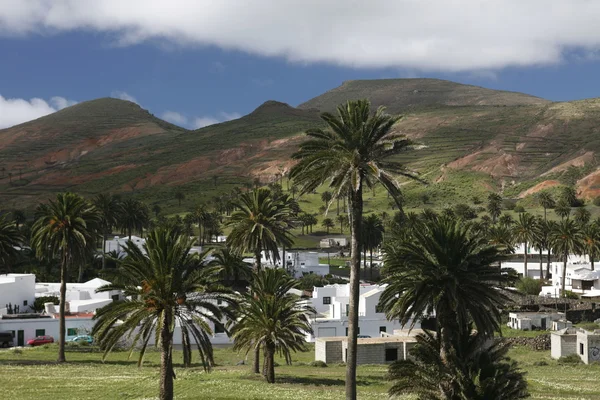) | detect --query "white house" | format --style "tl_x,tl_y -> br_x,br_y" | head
35,278 -> 124,313
507,311 -> 563,331
0,274 -> 36,315
304,284 -> 421,341
244,250 -> 330,278
551,328 -> 600,364
0,312 -> 96,346
104,235 -> 146,254
320,237 -> 349,249
537,262 -> 600,298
